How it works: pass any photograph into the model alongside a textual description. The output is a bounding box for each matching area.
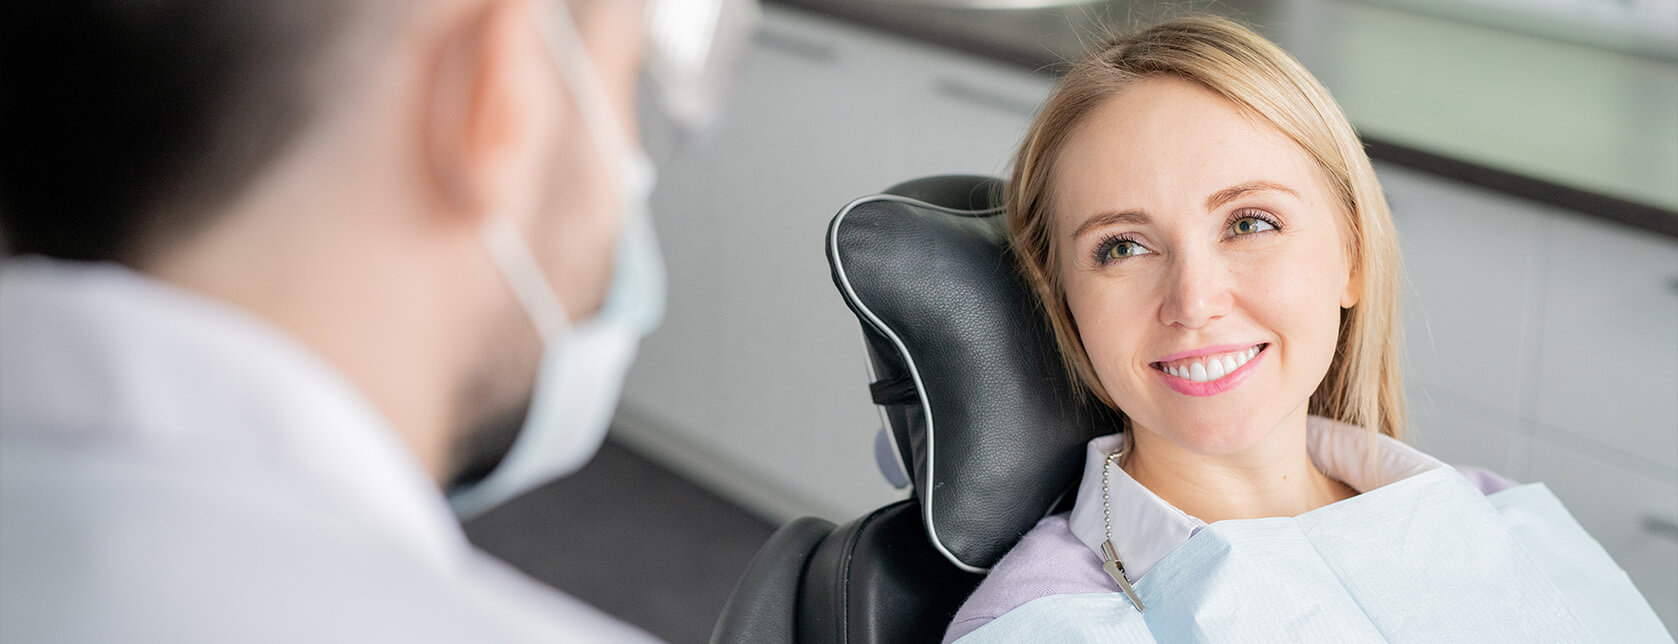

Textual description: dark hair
[0,2,343,264]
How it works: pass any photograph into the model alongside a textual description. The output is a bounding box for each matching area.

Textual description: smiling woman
[1049,73,1370,508]
[1008,18,1402,447]
[942,15,1670,644]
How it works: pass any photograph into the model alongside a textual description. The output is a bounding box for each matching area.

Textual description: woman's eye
[1101,238,1150,262]
[1231,215,1277,236]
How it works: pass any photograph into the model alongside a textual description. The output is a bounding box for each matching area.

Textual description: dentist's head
[0,0,754,517]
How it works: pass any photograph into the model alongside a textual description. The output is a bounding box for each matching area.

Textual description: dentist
[0,0,754,641]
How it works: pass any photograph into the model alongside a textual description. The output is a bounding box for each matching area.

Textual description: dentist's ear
[422,0,564,225]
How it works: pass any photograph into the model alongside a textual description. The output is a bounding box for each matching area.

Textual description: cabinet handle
[755,30,838,65]
[1642,515,1678,542]
[933,78,1038,118]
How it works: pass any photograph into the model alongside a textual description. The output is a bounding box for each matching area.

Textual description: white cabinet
[1405,383,1530,479]
[616,6,1053,522]
[1532,213,1678,470]
[1380,162,1549,419]
[1383,162,1677,633]
[1529,439,1678,632]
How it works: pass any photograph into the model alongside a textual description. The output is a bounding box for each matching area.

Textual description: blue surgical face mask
[448,2,665,521]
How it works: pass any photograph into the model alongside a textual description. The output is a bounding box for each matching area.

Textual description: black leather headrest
[825,175,1121,572]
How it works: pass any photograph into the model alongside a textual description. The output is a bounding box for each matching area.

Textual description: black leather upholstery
[711,176,1120,643]
[711,517,836,644]
[795,501,984,644]
[827,175,1121,571]
[871,175,998,213]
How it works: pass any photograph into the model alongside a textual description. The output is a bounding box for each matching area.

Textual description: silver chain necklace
[1101,445,1146,612]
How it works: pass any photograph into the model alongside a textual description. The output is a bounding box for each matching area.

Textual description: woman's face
[1053,76,1358,456]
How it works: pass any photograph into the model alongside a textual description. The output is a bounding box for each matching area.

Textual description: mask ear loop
[481,217,571,341]
[531,0,638,188]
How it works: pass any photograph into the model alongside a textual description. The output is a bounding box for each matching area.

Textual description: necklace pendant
[1100,540,1146,613]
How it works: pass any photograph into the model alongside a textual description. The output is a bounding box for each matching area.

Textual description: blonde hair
[1007,15,1406,440]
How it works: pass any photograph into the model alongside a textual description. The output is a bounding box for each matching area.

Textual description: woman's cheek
[1066,280,1145,397]
[1249,247,1347,379]
[1080,285,1161,405]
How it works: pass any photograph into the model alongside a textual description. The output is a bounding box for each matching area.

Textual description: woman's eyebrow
[1071,210,1150,240]
[1069,180,1299,241]
[1205,180,1299,211]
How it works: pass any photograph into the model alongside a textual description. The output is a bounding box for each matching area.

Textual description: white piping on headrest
[828,191,1003,574]
[856,324,908,490]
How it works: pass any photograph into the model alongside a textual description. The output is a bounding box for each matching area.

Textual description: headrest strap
[869,375,919,406]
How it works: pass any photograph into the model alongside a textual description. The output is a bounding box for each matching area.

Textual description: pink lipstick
[1151,343,1268,397]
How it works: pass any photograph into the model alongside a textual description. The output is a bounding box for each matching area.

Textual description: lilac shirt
[943,418,1516,643]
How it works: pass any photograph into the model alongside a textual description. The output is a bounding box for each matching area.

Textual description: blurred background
[462,0,1678,640]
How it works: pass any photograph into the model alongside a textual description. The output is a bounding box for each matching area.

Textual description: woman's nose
[1158,252,1234,330]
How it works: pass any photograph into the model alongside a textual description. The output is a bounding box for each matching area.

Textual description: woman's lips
[1153,343,1265,382]
[1152,343,1269,397]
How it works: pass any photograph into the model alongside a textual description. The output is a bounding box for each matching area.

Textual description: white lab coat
[0,258,657,643]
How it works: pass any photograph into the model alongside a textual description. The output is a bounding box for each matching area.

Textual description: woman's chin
[1132,412,1283,457]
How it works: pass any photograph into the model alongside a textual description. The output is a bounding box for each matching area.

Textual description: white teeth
[1164,344,1264,383]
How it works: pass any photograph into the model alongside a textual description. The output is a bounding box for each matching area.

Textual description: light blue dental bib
[958,468,1670,643]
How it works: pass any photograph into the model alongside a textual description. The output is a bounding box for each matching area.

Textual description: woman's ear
[421,0,556,224]
[1340,257,1363,309]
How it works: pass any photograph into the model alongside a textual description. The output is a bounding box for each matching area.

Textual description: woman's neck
[1121,406,1356,523]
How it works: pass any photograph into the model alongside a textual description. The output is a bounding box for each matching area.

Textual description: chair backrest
[712,500,984,644]
[712,176,1121,644]
[796,500,985,643]
[826,175,1121,572]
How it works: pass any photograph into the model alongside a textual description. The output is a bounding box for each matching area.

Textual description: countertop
[771,0,1678,237]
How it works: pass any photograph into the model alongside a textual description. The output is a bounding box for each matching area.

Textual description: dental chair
[709,176,1122,643]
